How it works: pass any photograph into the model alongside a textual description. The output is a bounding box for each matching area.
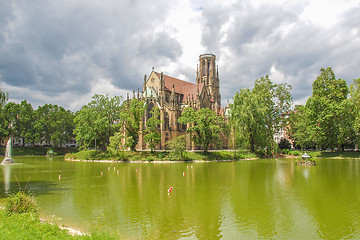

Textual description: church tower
[196,54,221,111]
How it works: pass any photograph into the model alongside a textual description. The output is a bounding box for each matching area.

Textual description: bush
[4,191,38,216]
[291,150,300,156]
[146,156,154,162]
[278,138,292,150]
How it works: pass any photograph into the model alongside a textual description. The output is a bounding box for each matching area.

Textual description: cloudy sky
[0,0,359,111]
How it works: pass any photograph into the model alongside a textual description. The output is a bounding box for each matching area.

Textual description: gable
[146,71,161,93]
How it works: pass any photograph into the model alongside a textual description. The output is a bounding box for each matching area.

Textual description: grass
[67,149,259,162]
[0,192,116,240]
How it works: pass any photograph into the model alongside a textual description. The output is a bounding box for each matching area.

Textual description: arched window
[147,102,155,119]
[164,112,169,130]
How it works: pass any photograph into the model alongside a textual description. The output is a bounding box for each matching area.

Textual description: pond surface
[1,156,360,239]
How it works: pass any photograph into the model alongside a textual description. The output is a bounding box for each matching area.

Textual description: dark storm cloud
[199,1,360,105]
[0,0,182,109]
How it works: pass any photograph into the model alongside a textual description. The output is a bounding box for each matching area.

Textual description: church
[132,53,229,150]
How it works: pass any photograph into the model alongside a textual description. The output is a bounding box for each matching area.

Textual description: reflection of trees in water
[293,159,360,239]
[1,165,65,197]
[227,160,298,239]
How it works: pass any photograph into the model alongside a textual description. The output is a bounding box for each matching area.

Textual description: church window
[203,60,206,76]
[207,61,210,76]
[164,112,169,130]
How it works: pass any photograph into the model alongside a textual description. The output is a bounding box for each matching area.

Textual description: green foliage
[0,210,117,239]
[167,135,187,159]
[278,138,291,150]
[1,101,35,145]
[107,132,126,160]
[231,76,292,155]
[306,67,352,150]
[119,98,145,151]
[74,94,122,149]
[231,88,267,152]
[144,107,162,152]
[4,191,38,216]
[253,75,292,155]
[287,105,312,150]
[34,104,75,147]
[178,108,225,154]
[350,78,360,145]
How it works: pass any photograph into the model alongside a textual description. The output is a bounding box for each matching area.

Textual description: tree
[166,135,187,159]
[278,138,291,150]
[1,102,19,140]
[287,105,311,150]
[119,98,145,151]
[108,132,126,160]
[178,107,225,154]
[349,78,360,147]
[252,75,293,154]
[306,67,349,150]
[0,76,9,143]
[144,107,162,152]
[231,88,267,152]
[74,94,122,149]
[34,104,74,147]
[231,76,292,154]
[16,100,35,146]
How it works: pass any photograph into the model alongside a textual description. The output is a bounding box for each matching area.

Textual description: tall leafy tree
[0,85,9,142]
[16,100,35,146]
[34,104,75,146]
[231,88,267,152]
[178,107,225,154]
[74,94,122,149]
[252,75,293,154]
[1,102,19,140]
[119,98,145,151]
[306,67,349,150]
[287,105,311,150]
[144,107,162,152]
[349,78,360,146]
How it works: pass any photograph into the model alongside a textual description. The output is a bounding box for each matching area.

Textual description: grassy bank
[65,149,259,162]
[0,147,79,156]
[65,149,360,162]
[0,192,115,239]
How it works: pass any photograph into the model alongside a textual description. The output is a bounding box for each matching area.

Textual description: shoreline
[64,157,258,163]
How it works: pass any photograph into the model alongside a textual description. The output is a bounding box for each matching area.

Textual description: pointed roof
[155,72,197,98]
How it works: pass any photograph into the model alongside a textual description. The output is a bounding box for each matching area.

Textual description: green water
[1,156,360,239]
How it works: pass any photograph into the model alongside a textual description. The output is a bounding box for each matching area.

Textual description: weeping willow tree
[231,88,267,152]
[231,76,292,154]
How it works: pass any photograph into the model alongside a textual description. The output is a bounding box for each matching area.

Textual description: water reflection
[1,157,360,239]
[2,165,11,194]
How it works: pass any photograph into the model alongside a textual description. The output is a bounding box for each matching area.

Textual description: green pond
[1,156,360,239]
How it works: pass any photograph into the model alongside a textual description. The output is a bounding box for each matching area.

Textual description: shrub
[291,151,300,156]
[278,138,292,150]
[158,152,165,159]
[146,156,154,162]
[4,191,38,216]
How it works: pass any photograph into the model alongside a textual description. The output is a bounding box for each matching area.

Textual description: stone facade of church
[132,54,228,150]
